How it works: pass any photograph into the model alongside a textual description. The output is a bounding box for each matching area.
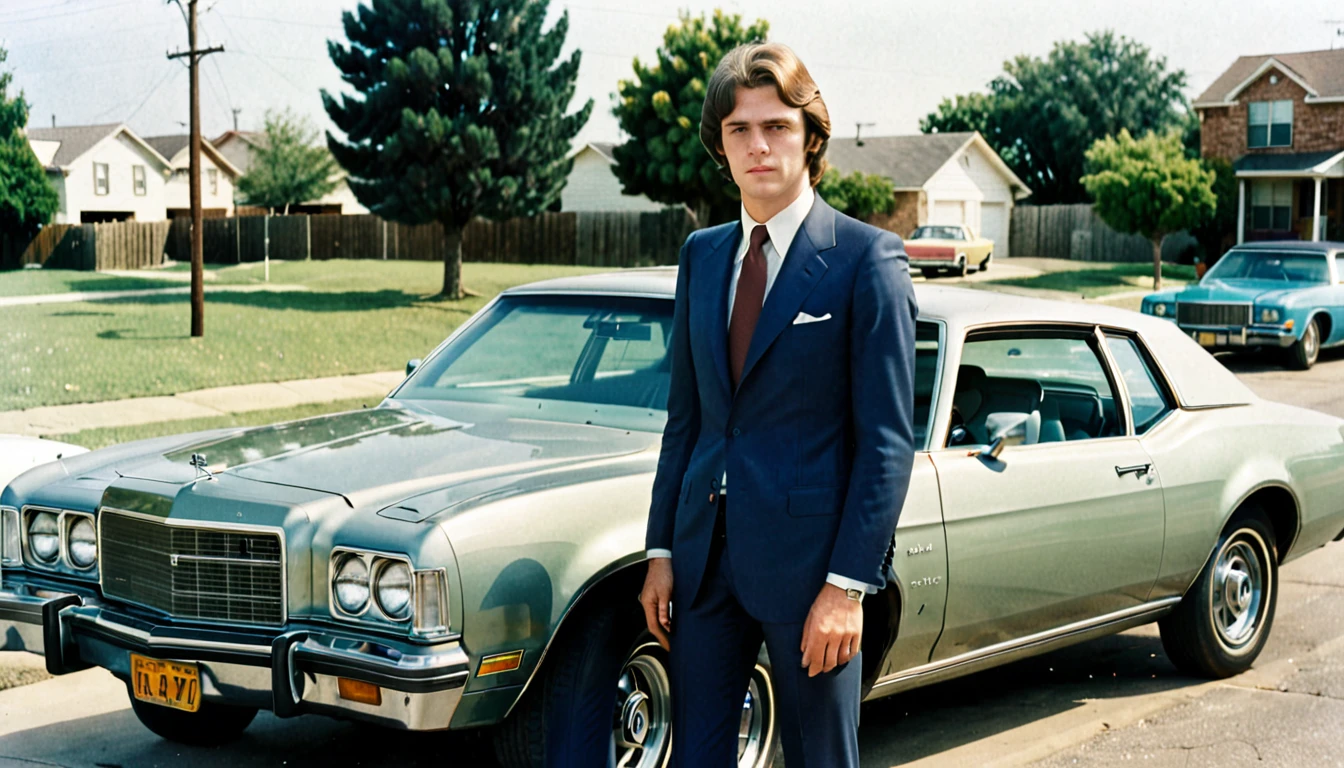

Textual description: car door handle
[1115,463,1152,478]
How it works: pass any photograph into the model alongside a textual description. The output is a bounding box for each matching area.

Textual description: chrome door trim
[867,596,1181,698]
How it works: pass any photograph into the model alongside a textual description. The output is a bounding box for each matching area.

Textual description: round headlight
[375,560,412,620]
[1153,303,1167,317]
[333,554,370,614]
[68,517,96,569]
[28,512,59,564]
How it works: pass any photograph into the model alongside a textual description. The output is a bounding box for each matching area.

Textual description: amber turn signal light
[478,650,524,676]
[338,677,382,706]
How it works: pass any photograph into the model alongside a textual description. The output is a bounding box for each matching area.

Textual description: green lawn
[49,397,378,450]
[985,262,1198,298]
[1,261,607,411]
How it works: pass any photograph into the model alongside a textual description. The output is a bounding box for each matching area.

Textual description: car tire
[492,591,780,768]
[957,259,969,278]
[920,268,941,279]
[127,687,258,745]
[1285,316,1321,370]
[1158,508,1278,679]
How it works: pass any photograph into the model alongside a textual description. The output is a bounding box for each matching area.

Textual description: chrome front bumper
[909,256,966,271]
[1178,324,1296,349]
[0,578,470,731]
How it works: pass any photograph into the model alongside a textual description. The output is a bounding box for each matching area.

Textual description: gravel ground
[0,652,49,692]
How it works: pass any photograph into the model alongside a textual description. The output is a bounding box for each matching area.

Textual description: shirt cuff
[646,548,672,559]
[826,572,879,594]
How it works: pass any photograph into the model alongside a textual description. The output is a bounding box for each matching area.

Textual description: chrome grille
[99,510,284,626]
[1176,302,1251,327]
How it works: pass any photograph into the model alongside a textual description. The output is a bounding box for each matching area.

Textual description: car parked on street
[4,271,1344,768]
[1140,241,1344,369]
[905,223,994,278]
[0,434,86,489]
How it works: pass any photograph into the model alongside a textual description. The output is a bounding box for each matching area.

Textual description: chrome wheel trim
[613,642,671,768]
[1208,529,1270,656]
[1303,320,1320,364]
[737,663,775,767]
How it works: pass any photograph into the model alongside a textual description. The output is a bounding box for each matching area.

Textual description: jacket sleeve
[645,234,702,552]
[827,230,919,585]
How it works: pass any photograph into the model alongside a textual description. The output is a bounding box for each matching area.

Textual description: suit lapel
[704,223,741,400]
[736,198,836,393]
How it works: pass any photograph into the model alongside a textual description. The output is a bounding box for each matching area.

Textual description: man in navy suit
[638,42,919,767]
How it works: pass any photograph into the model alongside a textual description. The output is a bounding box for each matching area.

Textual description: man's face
[719,85,810,212]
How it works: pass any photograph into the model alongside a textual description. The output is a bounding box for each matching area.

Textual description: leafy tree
[236,108,340,215]
[324,0,592,299]
[0,45,57,241]
[816,168,895,221]
[611,10,768,227]
[921,31,1189,205]
[1189,156,1237,265]
[1081,130,1216,291]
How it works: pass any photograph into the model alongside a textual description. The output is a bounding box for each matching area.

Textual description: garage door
[932,200,964,225]
[981,202,1008,258]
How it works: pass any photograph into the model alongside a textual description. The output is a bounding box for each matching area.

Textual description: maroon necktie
[728,225,769,390]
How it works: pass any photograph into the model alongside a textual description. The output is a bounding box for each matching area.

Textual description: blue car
[1141,241,1344,370]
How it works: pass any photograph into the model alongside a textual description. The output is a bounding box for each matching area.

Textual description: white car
[0,435,87,490]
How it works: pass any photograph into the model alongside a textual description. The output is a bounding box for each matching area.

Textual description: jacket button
[731,428,741,437]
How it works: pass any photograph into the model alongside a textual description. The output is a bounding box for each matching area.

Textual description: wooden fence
[2,208,694,271]
[1010,204,1197,262]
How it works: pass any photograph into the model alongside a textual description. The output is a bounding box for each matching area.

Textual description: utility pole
[231,106,242,132]
[167,0,223,338]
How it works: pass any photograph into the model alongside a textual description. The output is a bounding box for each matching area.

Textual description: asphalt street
[2,353,1344,767]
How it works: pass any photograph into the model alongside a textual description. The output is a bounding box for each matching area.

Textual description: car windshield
[1204,250,1330,284]
[396,293,944,446]
[912,226,964,241]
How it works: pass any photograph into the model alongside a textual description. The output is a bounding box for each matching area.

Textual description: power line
[125,65,183,124]
[0,0,137,24]
[214,11,315,97]
[216,11,342,31]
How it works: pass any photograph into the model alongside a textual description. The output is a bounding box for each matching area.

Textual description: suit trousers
[668,497,862,767]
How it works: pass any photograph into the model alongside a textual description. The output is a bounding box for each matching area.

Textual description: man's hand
[640,559,674,651]
[800,583,863,677]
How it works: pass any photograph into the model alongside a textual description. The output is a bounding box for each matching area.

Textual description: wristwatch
[844,587,864,604]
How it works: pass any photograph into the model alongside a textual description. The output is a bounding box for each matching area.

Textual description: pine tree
[611,11,768,227]
[323,0,591,298]
[0,45,58,241]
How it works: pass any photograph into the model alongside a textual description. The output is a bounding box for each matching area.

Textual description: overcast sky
[2,0,1342,148]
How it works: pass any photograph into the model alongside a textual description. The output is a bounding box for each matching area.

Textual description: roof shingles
[823,132,975,189]
[1195,49,1344,104]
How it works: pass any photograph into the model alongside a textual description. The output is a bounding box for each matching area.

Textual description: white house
[26,123,174,223]
[826,131,1032,256]
[213,129,369,214]
[143,135,242,218]
[560,142,669,213]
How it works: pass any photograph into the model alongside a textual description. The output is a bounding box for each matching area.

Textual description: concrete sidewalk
[0,282,309,308]
[0,370,407,438]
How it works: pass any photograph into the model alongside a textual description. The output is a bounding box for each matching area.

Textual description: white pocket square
[792,311,832,325]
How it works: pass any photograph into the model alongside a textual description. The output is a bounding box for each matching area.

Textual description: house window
[133,165,146,196]
[1251,180,1292,231]
[1248,100,1292,148]
[207,168,218,195]
[93,162,109,195]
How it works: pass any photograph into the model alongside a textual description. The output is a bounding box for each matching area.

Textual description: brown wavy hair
[700,43,831,186]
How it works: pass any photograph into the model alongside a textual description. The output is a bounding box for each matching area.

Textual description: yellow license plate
[130,653,201,712]
[1198,331,1217,347]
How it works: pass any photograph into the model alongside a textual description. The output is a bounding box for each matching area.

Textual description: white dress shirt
[648,186,879,595]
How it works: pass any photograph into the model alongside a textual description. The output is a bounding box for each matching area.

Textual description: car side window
[947,330,1121,448]
[1104,334,1174,435]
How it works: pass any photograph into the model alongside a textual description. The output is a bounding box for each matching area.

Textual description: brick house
[826,131,1031,256]
[1195,49,1344,243]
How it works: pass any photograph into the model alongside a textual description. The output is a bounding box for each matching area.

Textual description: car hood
[1178,279,1312,305]
[104,402,661,514]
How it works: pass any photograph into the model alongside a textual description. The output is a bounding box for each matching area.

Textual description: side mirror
[406,358,421,377]
[949,426,969,446]
[977,435,1006,460]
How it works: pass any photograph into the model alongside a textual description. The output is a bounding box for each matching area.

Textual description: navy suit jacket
[646,196,919,625]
